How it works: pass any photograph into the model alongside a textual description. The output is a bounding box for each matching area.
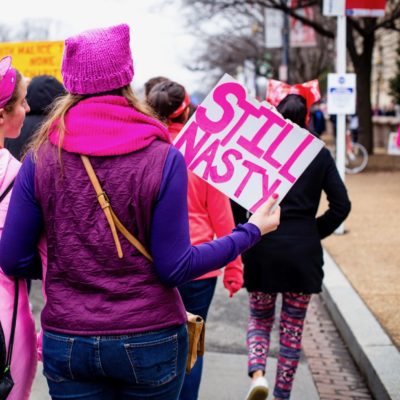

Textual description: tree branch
[259,0,335,38]
[374,8,400,31]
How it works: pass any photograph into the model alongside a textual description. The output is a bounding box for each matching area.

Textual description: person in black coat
[239,94,351,400]
[5,75,65,160]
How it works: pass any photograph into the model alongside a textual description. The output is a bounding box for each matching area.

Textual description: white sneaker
[245,376,269,400]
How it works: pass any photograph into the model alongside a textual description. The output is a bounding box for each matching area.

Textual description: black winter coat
[231,147,351,294]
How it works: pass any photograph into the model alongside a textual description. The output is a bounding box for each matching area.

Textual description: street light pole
[335,14,347,234]
[282,0,290,83]
[279,0,290,83]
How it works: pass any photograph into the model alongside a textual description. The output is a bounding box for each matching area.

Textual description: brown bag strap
[80,155,153,262]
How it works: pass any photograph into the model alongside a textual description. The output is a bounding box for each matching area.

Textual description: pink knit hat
[62,24,134,95]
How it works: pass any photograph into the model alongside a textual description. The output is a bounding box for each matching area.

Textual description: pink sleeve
[397,125,400,146]
[206,184,243,278]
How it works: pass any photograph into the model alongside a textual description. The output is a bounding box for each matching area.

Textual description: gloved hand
[223,268,244,297]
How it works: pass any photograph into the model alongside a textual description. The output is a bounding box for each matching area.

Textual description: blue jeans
[42,324,188,400]
[178,278,217,400]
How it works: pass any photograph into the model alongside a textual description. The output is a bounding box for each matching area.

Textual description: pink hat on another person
[0,56,17,108]
[61,24,134,95]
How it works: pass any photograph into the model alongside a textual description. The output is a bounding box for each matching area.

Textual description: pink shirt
[0,148,37,400]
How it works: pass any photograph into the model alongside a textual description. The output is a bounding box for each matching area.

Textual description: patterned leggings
[247,292,311,399]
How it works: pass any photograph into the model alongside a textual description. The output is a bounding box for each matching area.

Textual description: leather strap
[4,279,19,373]
[0,179,19,374]
[0,179,15,203]
[80,155,153,261]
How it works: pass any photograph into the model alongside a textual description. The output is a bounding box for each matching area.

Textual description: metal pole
[335,14,346,234]
[282,0,290,83]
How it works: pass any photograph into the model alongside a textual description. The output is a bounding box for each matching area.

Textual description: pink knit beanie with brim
[62,24,134,95]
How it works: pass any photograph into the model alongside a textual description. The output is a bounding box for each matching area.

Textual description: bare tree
[0,24,12,42]
[182,1,334,87]
[14,18,53,41]
[180,0,400,153]
[0,18,61,43]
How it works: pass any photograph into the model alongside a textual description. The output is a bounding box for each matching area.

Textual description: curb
[321,249,400,400]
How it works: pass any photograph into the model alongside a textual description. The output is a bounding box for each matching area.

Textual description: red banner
[290,0,316,47]
[346,0,386,17]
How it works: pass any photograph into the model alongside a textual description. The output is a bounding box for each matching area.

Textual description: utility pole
[280,0,290,83]
[335,14,347,234]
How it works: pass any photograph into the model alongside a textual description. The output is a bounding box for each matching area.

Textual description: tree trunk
[347,23,375,154]
[355,61,374,153]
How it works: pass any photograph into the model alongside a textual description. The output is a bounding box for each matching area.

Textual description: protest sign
[174,74,324,212]
[0,41,64,82]
[387,132,400,156]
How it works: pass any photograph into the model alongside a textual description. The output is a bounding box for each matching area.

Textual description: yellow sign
[0,41,64,83]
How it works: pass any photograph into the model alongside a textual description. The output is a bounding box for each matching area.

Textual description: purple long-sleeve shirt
[0,147,260,286]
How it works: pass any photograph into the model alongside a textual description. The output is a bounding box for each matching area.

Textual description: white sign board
[327,73,356,115]
[173,74,324,212]
[388,132,400,156]
[265,8,284,48]
[323,0,345,16]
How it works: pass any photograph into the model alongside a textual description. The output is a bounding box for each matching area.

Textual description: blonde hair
[29,85,158,160]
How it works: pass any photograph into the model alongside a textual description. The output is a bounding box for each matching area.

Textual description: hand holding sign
[249,193,281,236]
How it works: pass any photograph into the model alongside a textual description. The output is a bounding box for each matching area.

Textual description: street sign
[327,73,356,115]
[323,0,345,16]
[346,0,386,17]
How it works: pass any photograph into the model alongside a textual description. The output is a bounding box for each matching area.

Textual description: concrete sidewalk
[321,250,400,400]
[200,352,318,400]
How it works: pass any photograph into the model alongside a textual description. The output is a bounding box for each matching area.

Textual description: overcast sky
[2,0,201,93]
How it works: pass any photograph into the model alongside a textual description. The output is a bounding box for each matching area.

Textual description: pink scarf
[49,95,171,156]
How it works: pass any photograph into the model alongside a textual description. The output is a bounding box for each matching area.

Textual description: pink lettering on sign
[234,160,265,198]
[233,160,282,212]
[196,82,247,134]
[220,92,259,146]
[279,134,314,183]
[174,121,215,166]
[189,139,221,180]
[237,107,286,159]
[210,149,243,183]
[250,175,282,212]
[262,122,294,168]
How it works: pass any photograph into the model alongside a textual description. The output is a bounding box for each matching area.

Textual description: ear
[0,108,5,126]
[183,106,190,123]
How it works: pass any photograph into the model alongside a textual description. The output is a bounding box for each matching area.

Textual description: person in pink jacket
[147,79,243,400]
[0,56,37,400]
